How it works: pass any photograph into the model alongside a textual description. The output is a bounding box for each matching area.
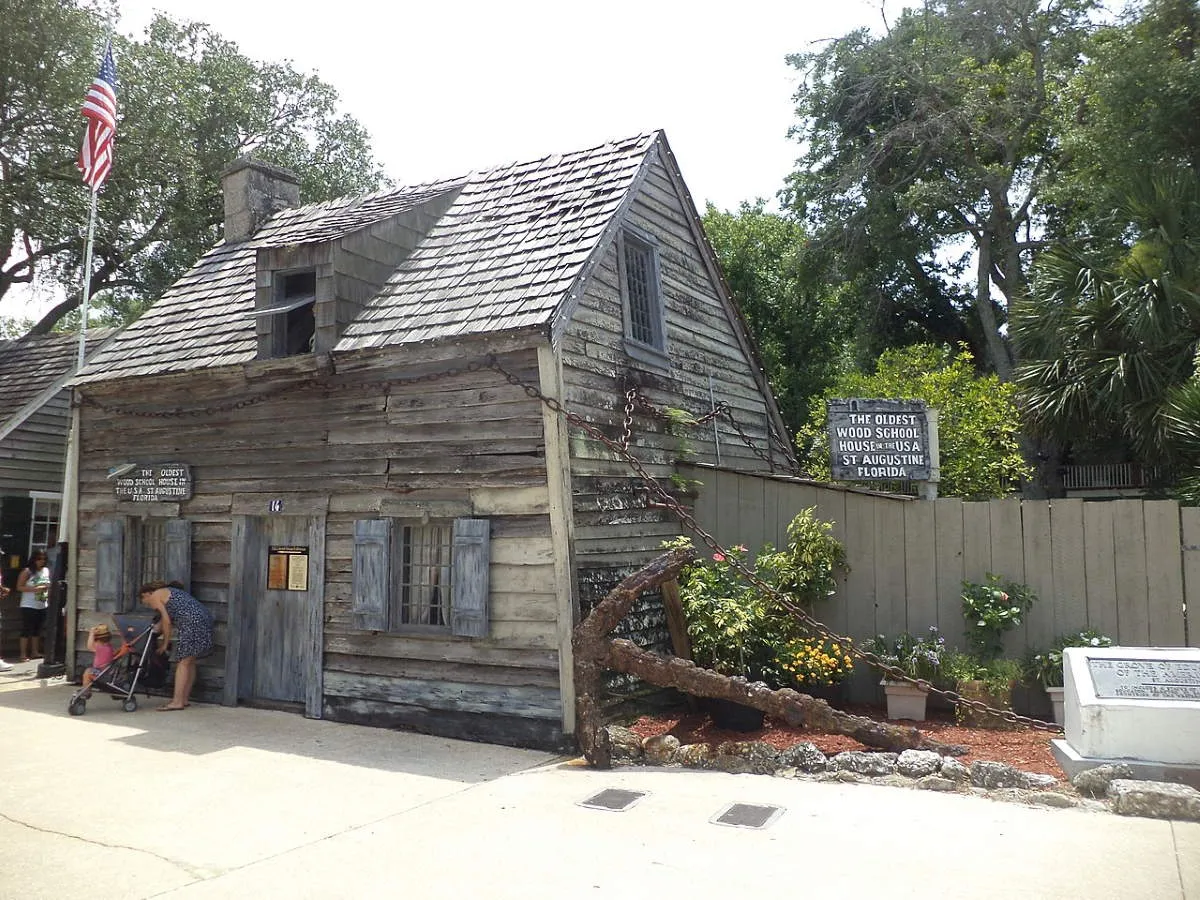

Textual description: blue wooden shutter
[353,519,390,631]
[94,517,125,613]
[164,518,192,592]
[451,517,490,638]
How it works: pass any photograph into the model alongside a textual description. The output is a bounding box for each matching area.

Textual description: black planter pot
[707,697,765,732]
[798,681,846,708]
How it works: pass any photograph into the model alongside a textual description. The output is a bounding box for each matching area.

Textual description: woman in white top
[17,550,50,662]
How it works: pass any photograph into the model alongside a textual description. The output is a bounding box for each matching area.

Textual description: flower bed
[627,705,1064,780]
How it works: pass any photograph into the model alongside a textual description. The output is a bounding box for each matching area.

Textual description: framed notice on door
[267,546,310,591]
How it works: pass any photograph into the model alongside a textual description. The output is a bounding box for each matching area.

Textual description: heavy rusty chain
[76,358,494,418]
[619,389,637,451]
[487,356,1062,735]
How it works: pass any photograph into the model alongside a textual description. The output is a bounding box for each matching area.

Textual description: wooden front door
[225,513,325,717]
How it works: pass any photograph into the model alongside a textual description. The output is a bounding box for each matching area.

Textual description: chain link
[77,357,494,418]
[619,389,637,452]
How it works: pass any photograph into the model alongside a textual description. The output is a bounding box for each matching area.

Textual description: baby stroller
[67,614,168,716]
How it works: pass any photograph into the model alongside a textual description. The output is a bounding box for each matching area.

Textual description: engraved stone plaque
[1088,657,1200,701]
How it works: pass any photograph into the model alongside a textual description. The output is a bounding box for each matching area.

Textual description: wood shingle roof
[75,132,658,383]
[0,330,115,419]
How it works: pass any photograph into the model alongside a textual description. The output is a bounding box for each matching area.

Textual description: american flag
[77,41,118,191]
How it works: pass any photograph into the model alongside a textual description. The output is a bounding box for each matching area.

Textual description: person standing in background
[17,550,50,662]
[0,573,11,671]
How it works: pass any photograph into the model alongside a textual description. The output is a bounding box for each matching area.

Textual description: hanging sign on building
[827,399,933,482]
[113,463,193,502]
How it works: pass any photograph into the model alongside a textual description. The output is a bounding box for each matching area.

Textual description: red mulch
[626,704,1065,781]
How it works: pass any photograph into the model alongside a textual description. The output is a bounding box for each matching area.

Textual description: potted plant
[777,633,854,707]
[1024,629,1113,725]
[961,573,1036,661]
[942,650,1023,727]
[670,509,847,731]
[866,626,946,721]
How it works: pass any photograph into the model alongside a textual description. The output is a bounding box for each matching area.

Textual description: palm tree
[1012,170,1200,477]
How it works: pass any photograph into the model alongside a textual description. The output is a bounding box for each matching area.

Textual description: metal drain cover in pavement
[579,788,648,812]
[711,803,784,829]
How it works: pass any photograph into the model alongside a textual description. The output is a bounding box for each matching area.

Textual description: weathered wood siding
[0,391,69,494]
[560,155,785,674]
[73,338,567,748]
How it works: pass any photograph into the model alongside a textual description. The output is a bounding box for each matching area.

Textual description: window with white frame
[352,517,490,637]
[619,228,666,354]
[28,494,61,554]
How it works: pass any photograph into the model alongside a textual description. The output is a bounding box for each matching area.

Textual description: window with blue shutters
[94,516,192,612]
[352,517,490,637]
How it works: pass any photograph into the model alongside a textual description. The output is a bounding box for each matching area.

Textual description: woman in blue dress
[139,580,214,710]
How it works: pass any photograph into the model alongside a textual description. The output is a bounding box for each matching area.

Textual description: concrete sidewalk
[1,676,1196,899]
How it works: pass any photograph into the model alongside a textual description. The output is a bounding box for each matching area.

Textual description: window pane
[624,239,658,346]
[398,523,453,627]
[141,519,167,586]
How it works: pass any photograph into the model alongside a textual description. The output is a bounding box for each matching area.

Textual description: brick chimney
[220,157,301,243]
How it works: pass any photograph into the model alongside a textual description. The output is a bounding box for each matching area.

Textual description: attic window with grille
[252,269,316,358]
[618,227,668,367]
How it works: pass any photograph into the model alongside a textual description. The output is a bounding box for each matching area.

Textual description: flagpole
[75,188,99,369]
[42,188,97,677]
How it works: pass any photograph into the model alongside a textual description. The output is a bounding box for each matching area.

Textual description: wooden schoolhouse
[68,132,792,748]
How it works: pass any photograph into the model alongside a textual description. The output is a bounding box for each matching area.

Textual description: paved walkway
[0,671,1196,899]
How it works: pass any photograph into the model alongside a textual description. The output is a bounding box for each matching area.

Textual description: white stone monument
[1051,646,1200,789]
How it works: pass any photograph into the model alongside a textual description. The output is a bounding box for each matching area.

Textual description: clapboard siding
[0,395,70,493]
[73,341,563,734]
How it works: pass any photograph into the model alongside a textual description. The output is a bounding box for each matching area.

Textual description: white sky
[8,0,903,319]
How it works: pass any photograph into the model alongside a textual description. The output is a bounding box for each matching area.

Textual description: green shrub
[668,507,846,687]
[961,574,1036,660]
[1024,629,1113,687]
[866,626,947,682]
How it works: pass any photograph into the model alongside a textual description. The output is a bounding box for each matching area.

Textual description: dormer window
[277,271,316,356]
[618,226,668,368]
[252,268,316,358]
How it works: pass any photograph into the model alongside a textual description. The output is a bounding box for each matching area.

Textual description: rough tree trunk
[572,549,963,769]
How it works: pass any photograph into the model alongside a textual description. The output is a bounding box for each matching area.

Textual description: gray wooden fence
[686,465,1198,658]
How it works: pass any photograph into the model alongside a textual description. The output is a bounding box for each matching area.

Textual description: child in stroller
[68,614,167,716]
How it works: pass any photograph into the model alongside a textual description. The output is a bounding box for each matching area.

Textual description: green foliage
[795,344,1029,499]
[1015,169,1200,478]
[1048,0,1200,243]
[961,574,1037,661]
[701,201,854,434]
[1024,629,1113,687]
[0,1,385,332]
[866,626,947,682]
[668,507,846,687]
[785,0,1094,377]
[943,650,1023,717]
[975,658,1025,699]
[754,507,846,607]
